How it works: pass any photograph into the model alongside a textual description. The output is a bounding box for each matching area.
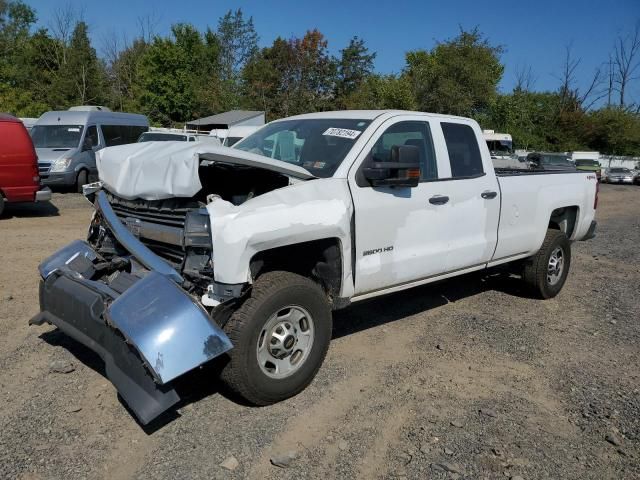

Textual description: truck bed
[495,167,582,176]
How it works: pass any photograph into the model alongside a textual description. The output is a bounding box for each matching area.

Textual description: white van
[30,106,149,191]
[209,125,261,147]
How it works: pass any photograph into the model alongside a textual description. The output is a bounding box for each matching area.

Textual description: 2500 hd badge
[363,246,394,256]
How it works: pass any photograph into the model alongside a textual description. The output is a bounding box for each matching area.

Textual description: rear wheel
[76,170,88,193]
[522,229,571,299]
[220,271,332,405]
[0,195,5,217]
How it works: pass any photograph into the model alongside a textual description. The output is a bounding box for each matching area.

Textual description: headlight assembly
[49,157,73,173]
[184,210,212,248]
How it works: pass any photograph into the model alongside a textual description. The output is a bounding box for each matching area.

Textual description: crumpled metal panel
[96,191,184,284]
[105,271,233,384]
[38,239,97,279]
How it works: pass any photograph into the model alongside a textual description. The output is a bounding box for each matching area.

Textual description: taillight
[594,181,599,210]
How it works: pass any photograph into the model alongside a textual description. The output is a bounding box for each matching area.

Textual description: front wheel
[220,271,332,405]
[76,170,88,193]
[522,229,571,299]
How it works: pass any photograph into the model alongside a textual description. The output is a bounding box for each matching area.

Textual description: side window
[102,125,124,147]
[101,125,148,146]
[369,121,437,181]
[441,122,484,178]
[127,126,148,143]
[85,125,99,148]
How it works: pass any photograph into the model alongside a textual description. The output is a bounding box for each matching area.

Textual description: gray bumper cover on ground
[32,227,233,424]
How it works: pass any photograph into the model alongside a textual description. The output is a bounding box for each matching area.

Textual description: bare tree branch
[580,66,606,110]
[514,63,536,92]
[136,12,161,43]
[613,21,640,107]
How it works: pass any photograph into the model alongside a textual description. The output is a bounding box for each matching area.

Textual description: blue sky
[27,0,640,100]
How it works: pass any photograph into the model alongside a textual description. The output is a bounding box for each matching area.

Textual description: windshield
[486,139,513,155]
[30,125,83,148]
[575,159,600,167]
[610,168,630,173]
[235,119,371,177]
[541,154,572,166]
[138,132,187,142]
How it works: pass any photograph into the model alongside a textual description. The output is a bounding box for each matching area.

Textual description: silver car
[604,167,636,184]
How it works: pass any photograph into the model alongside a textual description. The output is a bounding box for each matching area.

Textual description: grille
[106,194,197,267]
[38,162,51,175]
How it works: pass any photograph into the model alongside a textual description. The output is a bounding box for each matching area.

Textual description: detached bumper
[31,241,233,424]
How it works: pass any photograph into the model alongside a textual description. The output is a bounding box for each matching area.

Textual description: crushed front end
[30,190,233,424]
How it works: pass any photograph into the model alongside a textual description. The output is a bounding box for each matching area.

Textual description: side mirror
[363,145,421,187]
[82,137,94,151]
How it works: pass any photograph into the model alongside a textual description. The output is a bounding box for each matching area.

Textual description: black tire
[0,195,5,217]
[522,229,571,299]
[76,170,88,193]
[220,271,332,405]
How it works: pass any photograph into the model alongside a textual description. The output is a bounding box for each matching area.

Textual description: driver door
[349,117,450,295]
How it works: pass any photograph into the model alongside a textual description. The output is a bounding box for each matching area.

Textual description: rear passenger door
[436,121,500,271]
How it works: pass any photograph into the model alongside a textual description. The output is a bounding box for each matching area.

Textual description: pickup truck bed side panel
[207,178,355,297]
[493,172,597,261]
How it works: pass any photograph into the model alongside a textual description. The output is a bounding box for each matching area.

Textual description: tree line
[1,1,639,155]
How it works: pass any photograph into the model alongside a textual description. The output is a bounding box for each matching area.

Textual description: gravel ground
[0,185,638,480]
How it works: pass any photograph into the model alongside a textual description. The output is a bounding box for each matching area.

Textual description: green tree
[289,29,337,114]
[0,0,40,115]
[217,9,258,80]
[484,91,566,151]
[137,24,223,125]
[335,36,376,107]
[62,21,107,105]
[105,38,149,112]
[216,8,258,107]
[587,107,640,156]
[242,37,296,118]
[243,30,336,118]
[342,74,416,110]
[406,27,504,116]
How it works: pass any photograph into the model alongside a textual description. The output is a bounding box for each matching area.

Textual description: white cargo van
[30,106,149,191]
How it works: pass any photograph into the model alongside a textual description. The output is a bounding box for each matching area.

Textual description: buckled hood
[96,142,315,201]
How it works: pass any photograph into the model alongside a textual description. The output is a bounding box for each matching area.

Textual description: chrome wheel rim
[257,306,315,379]
[547,246,565,286]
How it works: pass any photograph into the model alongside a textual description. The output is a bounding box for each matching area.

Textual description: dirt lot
[0,185,638,480]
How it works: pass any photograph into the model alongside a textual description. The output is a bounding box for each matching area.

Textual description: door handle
[429,195,449,205]
[481,190,498,199]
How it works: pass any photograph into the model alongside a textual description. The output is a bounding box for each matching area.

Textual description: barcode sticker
[322,128,361,140]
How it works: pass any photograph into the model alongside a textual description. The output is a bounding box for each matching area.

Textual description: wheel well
[250,238,342,302]
[549,206,578,239]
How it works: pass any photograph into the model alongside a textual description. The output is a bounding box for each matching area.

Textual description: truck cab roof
[280,110,472,122]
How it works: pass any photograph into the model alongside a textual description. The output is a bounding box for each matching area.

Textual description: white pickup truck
[31,110,598,424]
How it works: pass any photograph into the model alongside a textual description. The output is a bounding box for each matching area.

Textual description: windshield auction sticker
[323,127,362,139]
